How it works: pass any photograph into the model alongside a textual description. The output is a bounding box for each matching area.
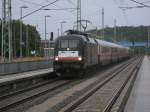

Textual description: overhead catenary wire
[19,0,43,6]
[129,0,150,8]
[42,8,76,11]
[19,0,76,12]
[142,0,150,3]
[21,0,60,19]
[112,0,129,25]
[45,0,76,13]
[67,0,76,7]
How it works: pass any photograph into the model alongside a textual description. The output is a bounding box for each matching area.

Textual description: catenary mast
[1,0,12,62]
[77,0,81,31]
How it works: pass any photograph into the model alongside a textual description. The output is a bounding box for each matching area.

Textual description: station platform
[124,56,150,112]
[0,68,53,86]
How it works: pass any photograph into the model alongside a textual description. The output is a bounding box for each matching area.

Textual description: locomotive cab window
[59,40,68,48]
[59,40,79,48]
[69,40,79,48]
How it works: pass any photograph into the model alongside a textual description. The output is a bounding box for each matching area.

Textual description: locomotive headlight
[55,57,59,61]
[78,57,82,61]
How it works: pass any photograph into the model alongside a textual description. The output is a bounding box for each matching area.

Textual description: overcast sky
[0,0,150,39]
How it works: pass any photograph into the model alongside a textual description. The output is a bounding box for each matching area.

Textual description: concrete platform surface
[0,68,53,85]
[124,56,150,112]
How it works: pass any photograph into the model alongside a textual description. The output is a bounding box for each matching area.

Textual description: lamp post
[20,5,28,57]
[57,28,60,37]
[60,21,66,35]
[26,25,29,56]
[44,15,50,48]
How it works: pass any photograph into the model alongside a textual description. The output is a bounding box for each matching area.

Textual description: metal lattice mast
[1,0,12,62]
[77,0,81,31]
[148,26,150,48]
[102,8,104,40]
[114,19,117,42]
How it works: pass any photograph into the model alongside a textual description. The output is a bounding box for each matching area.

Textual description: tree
[0,20,41,57]
[88,25,149,42]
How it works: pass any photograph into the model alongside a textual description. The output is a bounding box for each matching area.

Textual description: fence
[0,60,53,75]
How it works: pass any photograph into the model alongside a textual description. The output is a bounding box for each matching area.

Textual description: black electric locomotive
[53,30,129,77]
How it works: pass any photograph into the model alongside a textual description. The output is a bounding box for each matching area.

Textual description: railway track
[102,57,142,112]
[0,57,142,112]
[0,78,59,100]
[0,78,71,112]
[57,57,143,112]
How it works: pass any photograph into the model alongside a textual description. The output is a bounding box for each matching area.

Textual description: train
[53,30,130,77]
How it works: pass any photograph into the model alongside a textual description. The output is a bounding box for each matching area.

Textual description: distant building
[40,40,55,49]
[40,40,55,58]
[116,40,150,55]
[116,41,148,47]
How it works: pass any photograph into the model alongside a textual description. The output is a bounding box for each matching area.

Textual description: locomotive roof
[57,34,129,49]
